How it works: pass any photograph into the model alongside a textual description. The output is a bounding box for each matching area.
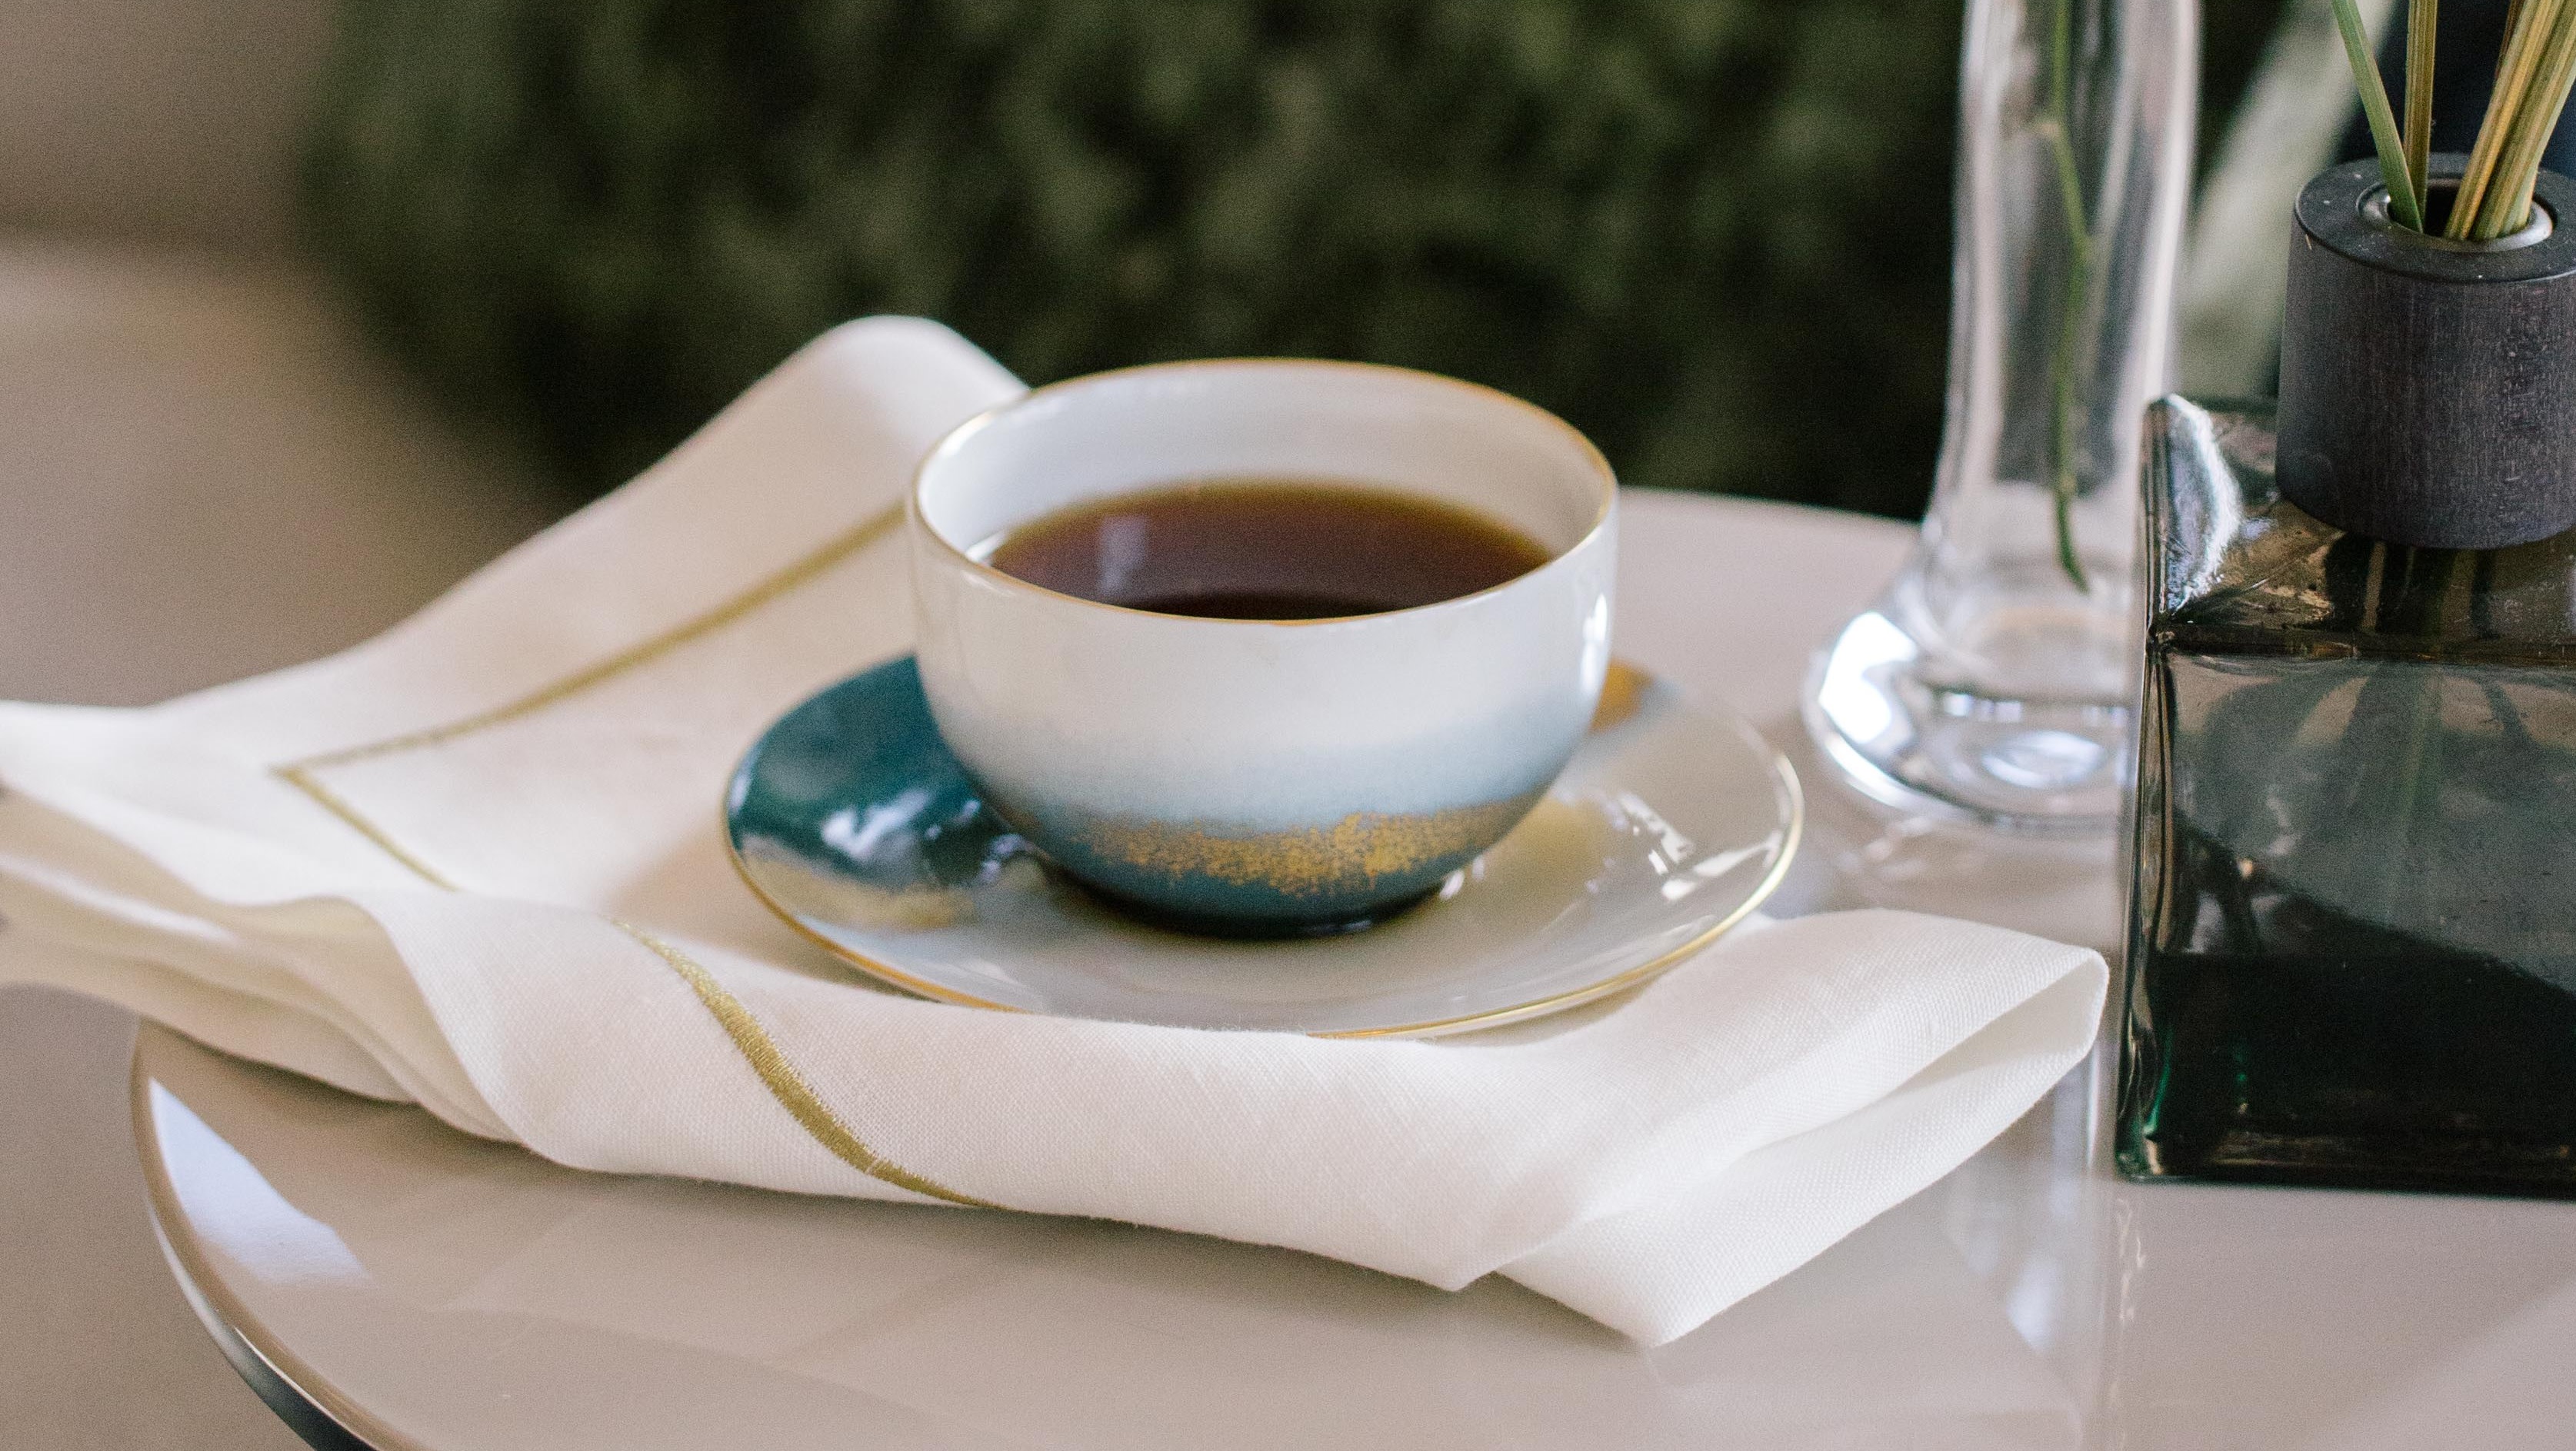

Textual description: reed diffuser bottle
[2121,0,2576,1195]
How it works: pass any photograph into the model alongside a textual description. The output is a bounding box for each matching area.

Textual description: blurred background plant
[302,0,2294,518]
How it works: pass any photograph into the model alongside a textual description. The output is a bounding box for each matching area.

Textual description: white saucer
[725,657,1801,1036]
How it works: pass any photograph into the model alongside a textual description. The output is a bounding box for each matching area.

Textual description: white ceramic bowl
[909,359,1616,933]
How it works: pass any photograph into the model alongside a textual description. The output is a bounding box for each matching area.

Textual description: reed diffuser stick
[2408,0,2439,202]
[2476,0,2576,234]
[2333,0,2576,237]
[2448,0,2566,235]
[2334,0,2427,228]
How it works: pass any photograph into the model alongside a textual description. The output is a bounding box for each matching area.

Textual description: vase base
[1803,602,2129,833]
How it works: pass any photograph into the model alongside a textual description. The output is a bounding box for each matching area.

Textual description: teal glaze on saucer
[725,654,1805,1038]
[726,657,1030,921]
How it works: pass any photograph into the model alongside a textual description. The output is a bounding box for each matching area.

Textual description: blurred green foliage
[306,0,2285,517]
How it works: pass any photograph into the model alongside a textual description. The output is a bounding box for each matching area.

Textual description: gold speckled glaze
[1076,792,1545,899]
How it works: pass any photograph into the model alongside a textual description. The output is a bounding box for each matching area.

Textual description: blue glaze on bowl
[991,793,1546,937]
[727,655,1542,937]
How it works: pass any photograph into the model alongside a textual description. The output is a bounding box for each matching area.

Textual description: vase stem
[1803,0,2194,831]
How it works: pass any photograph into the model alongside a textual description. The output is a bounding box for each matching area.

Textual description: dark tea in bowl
[979,478,1553,620]
[908,360,1616,936]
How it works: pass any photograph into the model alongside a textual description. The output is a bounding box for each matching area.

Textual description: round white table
[128,492,2576,1449]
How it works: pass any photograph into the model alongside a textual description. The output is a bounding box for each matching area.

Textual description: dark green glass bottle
[2120,398,2576,1196]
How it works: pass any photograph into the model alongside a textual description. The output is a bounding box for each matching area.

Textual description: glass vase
[1805,0,2197,830]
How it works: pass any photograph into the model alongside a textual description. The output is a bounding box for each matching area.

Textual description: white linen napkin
[0,318,2106,1346]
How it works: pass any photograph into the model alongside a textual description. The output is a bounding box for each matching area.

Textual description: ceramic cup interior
[908,359,1617,935]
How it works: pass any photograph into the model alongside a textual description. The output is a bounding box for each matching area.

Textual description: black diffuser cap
[2276,155,2576,551]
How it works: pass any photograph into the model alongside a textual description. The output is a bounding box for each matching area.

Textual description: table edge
[131,1026,401,1451]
